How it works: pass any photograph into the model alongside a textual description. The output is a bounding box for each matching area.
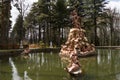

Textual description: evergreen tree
[12,0,29,44]
[11,15,26,43]
[0,0,12,49]
[68,0,108,46]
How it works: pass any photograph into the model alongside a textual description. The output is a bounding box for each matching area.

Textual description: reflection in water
[97,49,101,64]
[41,52,45,66]
[9,58,22,80]
[78,49,120,80]
[24,52,67,80]
[0,49,120,80]
[107,49,111,64]
[116,73,120,80]
[97,49,112,65]
[24,71,32,80]
[96,49,120,78]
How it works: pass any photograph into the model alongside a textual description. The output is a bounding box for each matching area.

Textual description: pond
[0,49,120,80]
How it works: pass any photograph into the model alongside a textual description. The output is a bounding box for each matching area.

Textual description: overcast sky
[10,0,120,28]
[10,0,38,28]
[106,0,120,11]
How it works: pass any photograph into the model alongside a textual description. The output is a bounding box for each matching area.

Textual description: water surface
[0,49,120,80]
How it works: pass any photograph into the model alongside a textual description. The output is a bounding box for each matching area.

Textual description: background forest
[0,0,120,49]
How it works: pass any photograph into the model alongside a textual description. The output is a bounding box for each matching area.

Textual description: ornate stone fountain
[59,9,96,75]
[60,9,95,58]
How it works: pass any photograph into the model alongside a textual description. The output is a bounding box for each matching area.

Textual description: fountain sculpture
[59,9,95,58]
[59,9,95,75]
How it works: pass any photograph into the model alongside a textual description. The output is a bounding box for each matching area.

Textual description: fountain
[59,9,96,75]
[59,9,95,58]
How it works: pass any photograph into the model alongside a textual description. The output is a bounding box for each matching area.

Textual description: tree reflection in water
[9,57,22,80]
[1,49,120,80]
